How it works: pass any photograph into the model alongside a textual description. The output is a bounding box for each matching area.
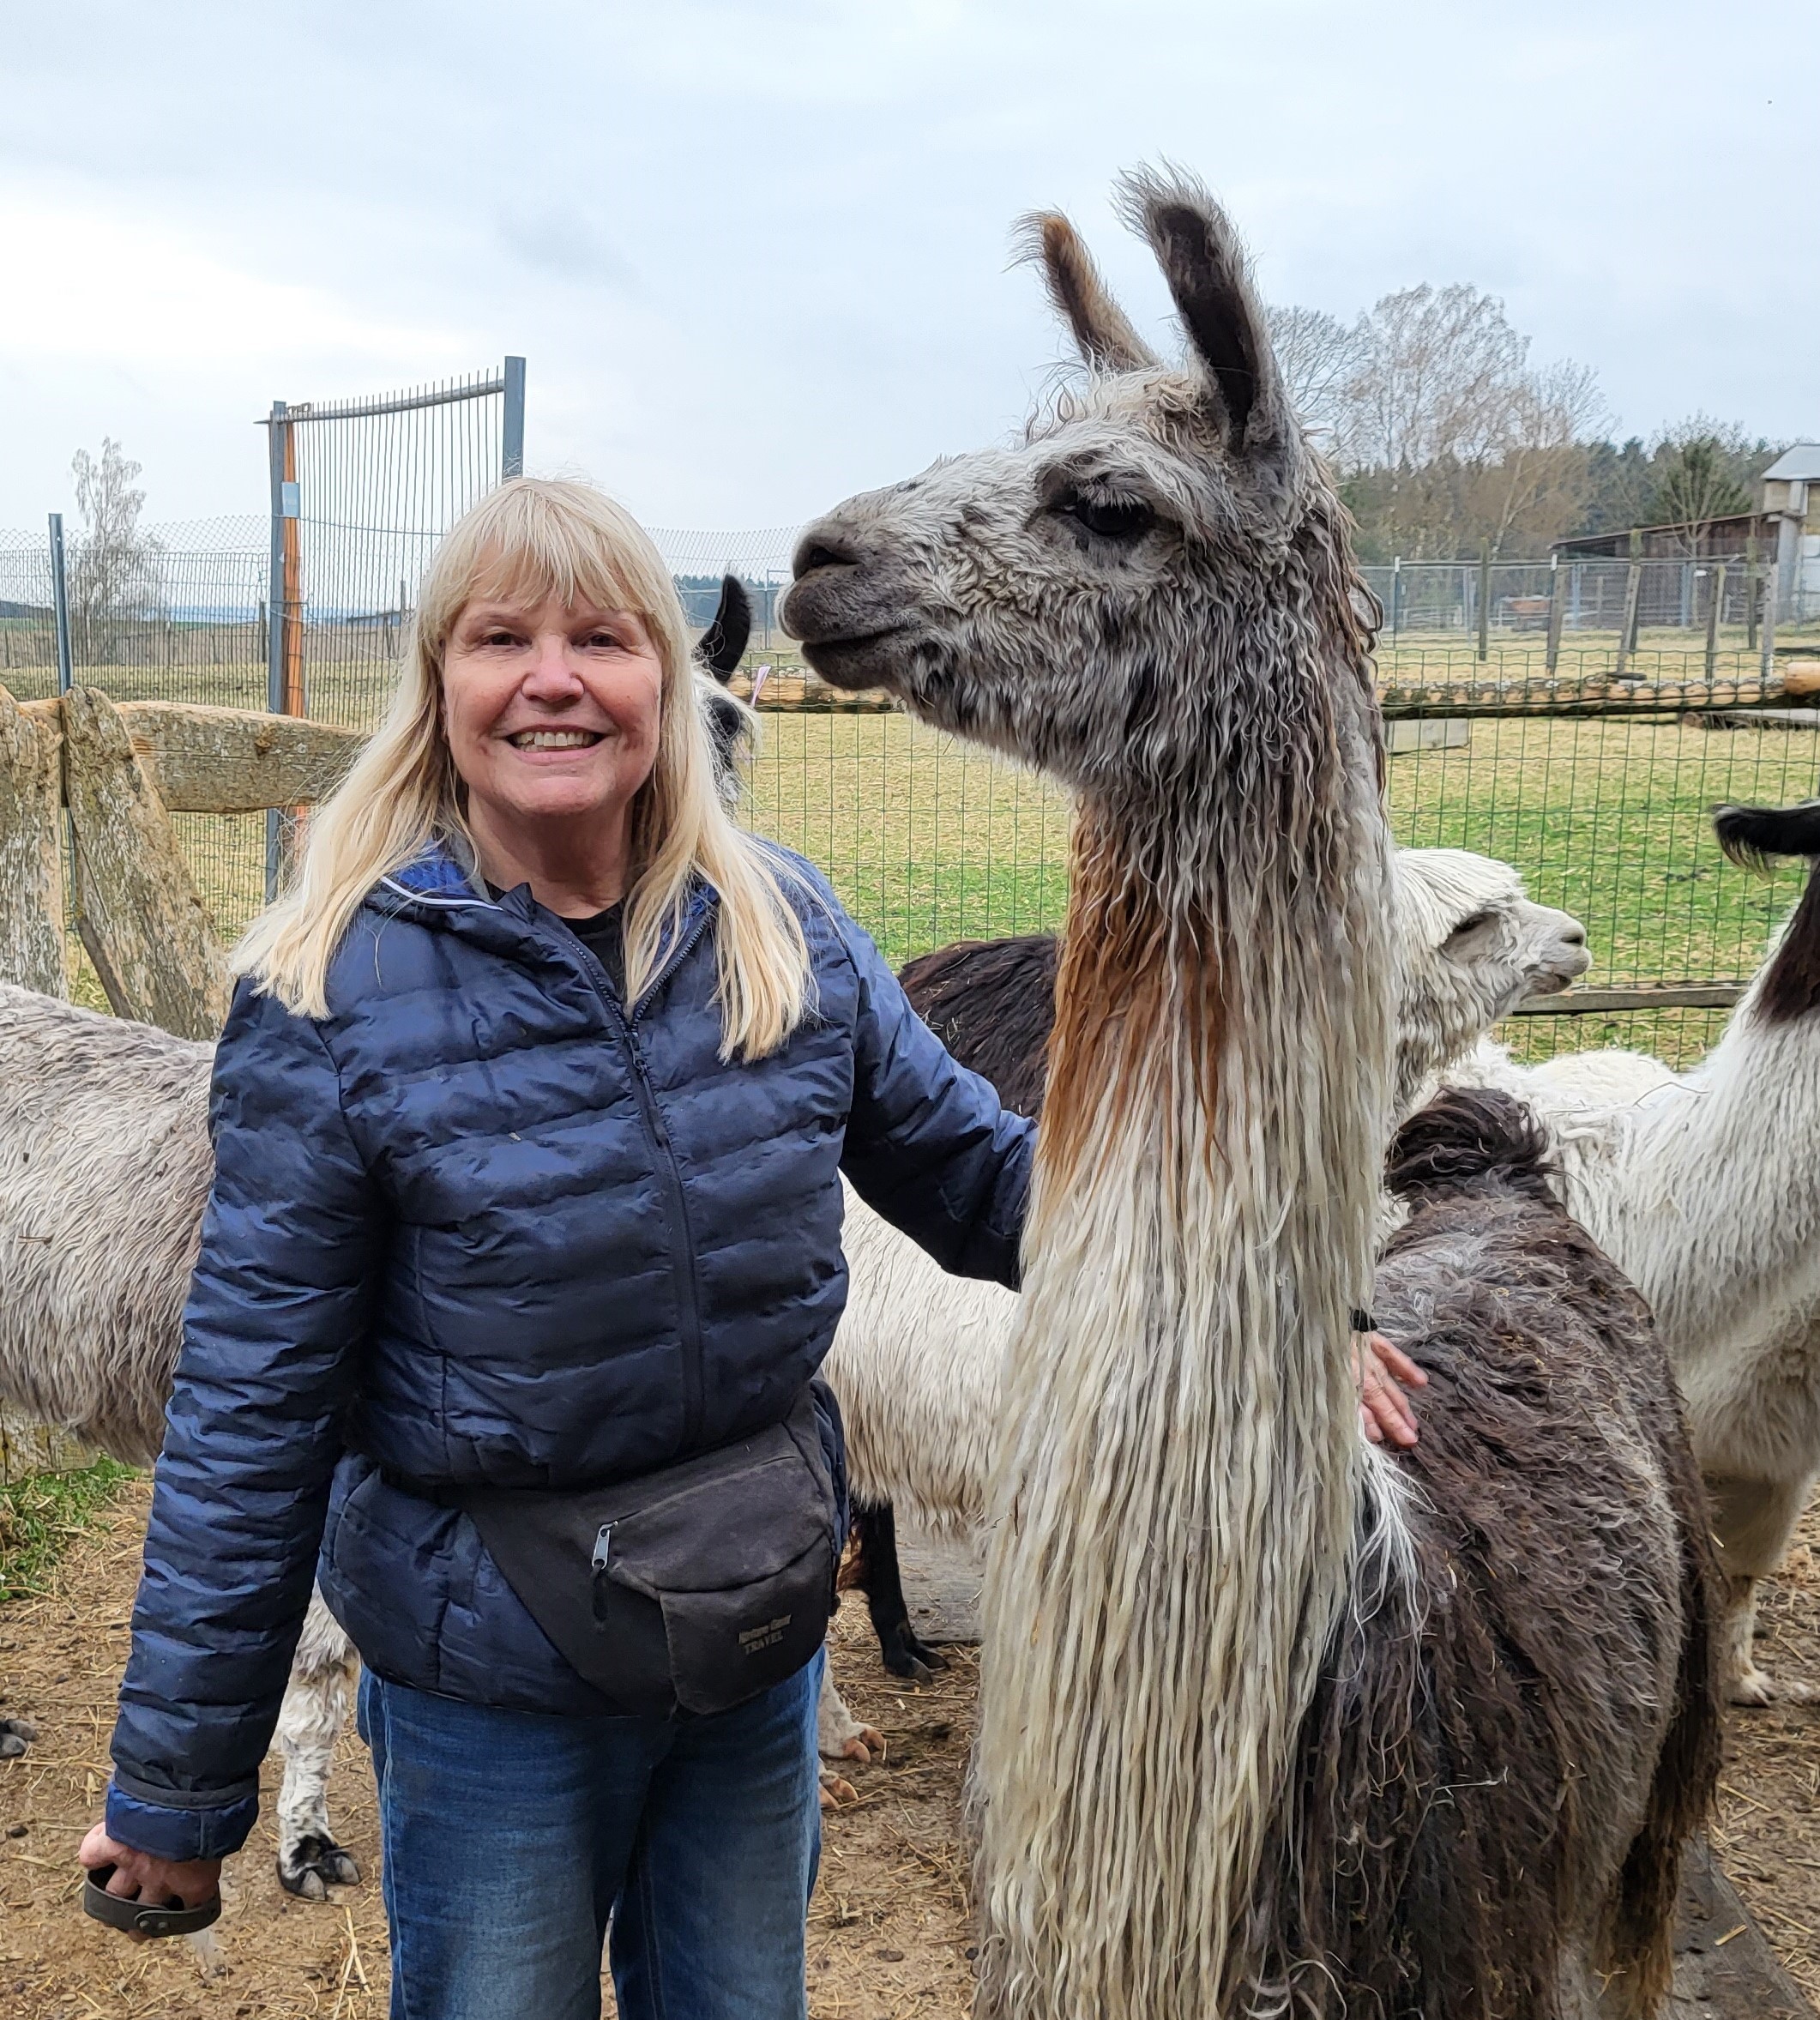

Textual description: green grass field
[17,645,1820,1070]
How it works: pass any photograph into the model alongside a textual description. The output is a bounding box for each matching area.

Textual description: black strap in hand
[82,1865,222,1939]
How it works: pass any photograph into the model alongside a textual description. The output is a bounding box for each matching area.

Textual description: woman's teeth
[508,729,602,749]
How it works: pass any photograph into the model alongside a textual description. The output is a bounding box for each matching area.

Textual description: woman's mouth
[506,728,605,751]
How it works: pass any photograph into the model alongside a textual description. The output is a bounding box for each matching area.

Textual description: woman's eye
[1064,496,1154,540]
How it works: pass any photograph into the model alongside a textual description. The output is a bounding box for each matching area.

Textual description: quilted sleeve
[105,980,383,1862]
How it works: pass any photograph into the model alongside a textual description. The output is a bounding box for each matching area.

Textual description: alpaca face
[783,172,1362,801]
[1393,850,1588,1111]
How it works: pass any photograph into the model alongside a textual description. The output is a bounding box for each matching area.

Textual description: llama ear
[1118,167,1288,456]
[1015,210,1158,374]
[695,576,751,683]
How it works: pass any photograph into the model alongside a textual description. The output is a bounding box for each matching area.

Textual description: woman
[80,477,1421,2016]
[79,478,1034,2019]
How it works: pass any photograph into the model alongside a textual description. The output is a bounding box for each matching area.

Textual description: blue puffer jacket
[105,843,1033,1863]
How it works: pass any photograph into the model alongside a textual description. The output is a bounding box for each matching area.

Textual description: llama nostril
[1564,926,1587,947]
[792,522,863,580]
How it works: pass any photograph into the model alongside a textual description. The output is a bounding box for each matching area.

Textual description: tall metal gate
[262,359,524,889]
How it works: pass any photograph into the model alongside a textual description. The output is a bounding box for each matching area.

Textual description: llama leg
[1707,1474,1818,1705]
[851,1500,947,1679]
[274,1592,362,1897]
[816,1655,885,1808]
[1722,1578,1776,1707]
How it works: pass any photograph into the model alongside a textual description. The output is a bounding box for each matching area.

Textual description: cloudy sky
[4,1,1813,539]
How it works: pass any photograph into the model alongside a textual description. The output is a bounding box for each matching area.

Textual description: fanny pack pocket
[450,1385,838,1720]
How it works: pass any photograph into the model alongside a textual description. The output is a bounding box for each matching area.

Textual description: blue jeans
[356,1653,823,2020]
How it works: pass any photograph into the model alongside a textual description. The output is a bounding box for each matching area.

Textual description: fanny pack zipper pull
[591,1523,615,1623]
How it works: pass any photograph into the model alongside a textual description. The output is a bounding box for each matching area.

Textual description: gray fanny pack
[445,1385,839,1720]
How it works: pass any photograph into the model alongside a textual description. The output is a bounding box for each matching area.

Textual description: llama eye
[1444,910,1498,944]
[1064,496,1155,540]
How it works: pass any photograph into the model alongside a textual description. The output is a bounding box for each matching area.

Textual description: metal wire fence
[9,481,1818,1070]
[736,696,1818,1070]
[1364,555,1818,690]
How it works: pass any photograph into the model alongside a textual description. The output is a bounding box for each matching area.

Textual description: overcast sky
[3,0,1813,539]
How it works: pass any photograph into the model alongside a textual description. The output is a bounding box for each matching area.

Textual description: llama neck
[974,765,1398,2020]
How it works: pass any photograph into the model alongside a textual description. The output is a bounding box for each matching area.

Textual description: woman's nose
[521,638,587,697]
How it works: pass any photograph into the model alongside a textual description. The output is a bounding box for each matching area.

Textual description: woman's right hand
[79,1822,221,1940]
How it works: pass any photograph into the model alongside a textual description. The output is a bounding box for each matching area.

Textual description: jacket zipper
[563,908,717,1453]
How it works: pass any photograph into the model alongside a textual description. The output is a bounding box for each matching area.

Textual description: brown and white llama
[784,171,1718,2019]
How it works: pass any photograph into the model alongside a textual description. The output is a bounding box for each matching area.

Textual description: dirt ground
[0,1478,974,2018]
[2,1475,1817,2018]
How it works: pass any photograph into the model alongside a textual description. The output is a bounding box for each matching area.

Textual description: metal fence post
[47,512,74,694]
[1544,553,1564,676]
[502,356,526,479]
[265,401,291,900]
[1476,539,1491,662]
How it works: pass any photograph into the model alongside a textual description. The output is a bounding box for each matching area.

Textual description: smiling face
[441,590,664,864]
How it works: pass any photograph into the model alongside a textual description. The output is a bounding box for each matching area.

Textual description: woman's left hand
[79,1822,221,1941]
[1354,1331,1427,1448]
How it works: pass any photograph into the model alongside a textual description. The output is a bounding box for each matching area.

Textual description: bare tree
[1336,284,1529,473]
[1264,305,1359,440]
[69,439,162,665]
[1321,285,1605,558]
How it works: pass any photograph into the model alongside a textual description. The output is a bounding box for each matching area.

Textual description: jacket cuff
[105,1781,259,1862]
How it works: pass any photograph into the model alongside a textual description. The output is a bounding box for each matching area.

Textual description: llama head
[1394,850,1588,1106]
[782,167,1372,805]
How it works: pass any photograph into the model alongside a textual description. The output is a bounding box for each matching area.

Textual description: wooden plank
[114,700,362,813]
[18,696,363,811]
[1510,985,1743,1016]
[60,686,231,1040]
[1672,1840,1815,2019]
[0,684,68,997]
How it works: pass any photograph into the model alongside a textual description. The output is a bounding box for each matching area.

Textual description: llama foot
[879,1620,949,1681]
[277,1831,361,1900]
[820,1767,860,1809]
[1726,1662,1819,1708]
[817,1722,890,1808]
[0,1716,37,1758]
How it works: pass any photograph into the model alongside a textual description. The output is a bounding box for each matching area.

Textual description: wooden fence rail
[0,684,363,1038]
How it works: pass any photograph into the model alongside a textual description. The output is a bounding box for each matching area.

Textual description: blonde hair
[235,478,811,1059]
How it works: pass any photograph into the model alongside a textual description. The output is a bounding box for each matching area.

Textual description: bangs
[420,479,684,666]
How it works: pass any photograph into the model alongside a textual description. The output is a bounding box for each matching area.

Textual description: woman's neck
[467,803,631,918]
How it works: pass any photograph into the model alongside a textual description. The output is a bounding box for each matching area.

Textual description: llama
[1439,798,1820,1705]
[783,170,1718,2018]
[837,845,1589,1679]
[0,584,768,1890]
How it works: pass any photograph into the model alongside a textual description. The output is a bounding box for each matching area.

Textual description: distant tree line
[1269,290,1782,564]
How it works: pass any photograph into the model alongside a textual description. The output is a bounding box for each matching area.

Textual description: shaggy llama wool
[783,167,1718,2020]
[829,846,1588,1680]
[1443,797,1820,1704]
